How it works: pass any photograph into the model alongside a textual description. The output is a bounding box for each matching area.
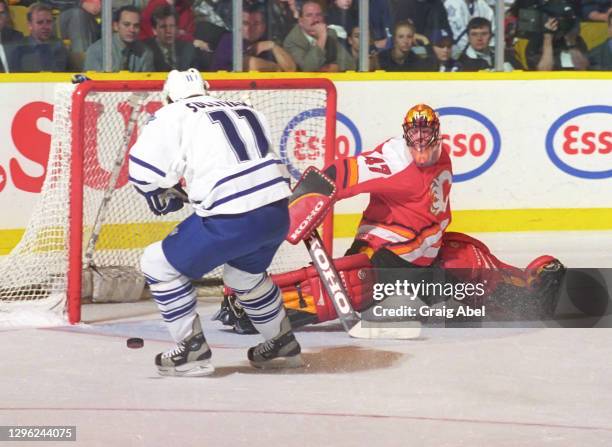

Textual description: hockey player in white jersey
[128,69,304,376]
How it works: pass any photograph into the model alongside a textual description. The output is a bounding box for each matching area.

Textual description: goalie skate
[526,256,566,319]
[248,316,304,369]
[155,316,214,377]
[212,293,257,334]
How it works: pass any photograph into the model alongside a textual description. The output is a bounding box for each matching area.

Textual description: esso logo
[335,113,362,158]
[546,106,612,179]
[437,107,501,183]
[0,165,7,192]
[280,109,362,180]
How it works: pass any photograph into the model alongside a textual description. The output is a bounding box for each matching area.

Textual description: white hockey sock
[224,264,286,340]
[141,242,198,342]
[149,278,198,342]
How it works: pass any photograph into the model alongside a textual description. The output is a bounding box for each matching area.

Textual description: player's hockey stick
[83,91,148,268]
[80,92,149,302]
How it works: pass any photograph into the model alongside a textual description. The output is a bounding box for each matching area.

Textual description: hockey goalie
[214,103,566,333]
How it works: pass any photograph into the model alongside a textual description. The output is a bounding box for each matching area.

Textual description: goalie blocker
[286,167,336,245]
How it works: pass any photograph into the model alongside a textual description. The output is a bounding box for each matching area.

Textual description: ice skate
[212,293,257,334]
[247,316,304,369]
[155,316,214,377]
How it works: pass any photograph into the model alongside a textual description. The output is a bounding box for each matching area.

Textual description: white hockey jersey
[128,95,291,217]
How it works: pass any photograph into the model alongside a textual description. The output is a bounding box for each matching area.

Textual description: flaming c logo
[430,170,452,216]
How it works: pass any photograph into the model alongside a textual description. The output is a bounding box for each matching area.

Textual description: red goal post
[0,78,336,326]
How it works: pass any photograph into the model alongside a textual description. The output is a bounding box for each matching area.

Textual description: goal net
[0,78,336,325]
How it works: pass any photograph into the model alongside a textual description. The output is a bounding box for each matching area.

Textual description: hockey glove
[286,167,336,244]
[138,187,185,216]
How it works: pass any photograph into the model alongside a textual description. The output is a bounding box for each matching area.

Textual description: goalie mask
[163,68,209,103]
[402,104,442,168]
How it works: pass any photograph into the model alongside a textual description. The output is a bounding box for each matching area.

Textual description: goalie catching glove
[286,167,336,244]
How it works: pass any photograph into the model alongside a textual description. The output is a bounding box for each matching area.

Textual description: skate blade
[157,360,215,377]
[250,354,305,370]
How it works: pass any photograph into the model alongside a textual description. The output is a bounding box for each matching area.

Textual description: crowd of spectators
[0,0,610,73]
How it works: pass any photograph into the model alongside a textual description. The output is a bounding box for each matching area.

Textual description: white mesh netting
[0,81,332,321]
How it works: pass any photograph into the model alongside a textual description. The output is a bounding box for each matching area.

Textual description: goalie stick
[288,168,421,339]
[303,229,361,332]
[303,229,421,339]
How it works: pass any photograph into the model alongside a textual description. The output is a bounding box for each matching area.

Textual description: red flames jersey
[327,136,453,266]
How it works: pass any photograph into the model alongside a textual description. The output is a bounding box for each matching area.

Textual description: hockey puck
[126,337,144,349]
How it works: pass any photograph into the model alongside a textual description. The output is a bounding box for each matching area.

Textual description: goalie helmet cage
[0,78,336,325]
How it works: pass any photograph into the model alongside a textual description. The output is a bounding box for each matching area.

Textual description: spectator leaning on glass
[9,2,68,72]
[213,6,296,72]
[377,19,437,71]
[283,0,352,71]
[84,5,154,71]
[588,10,612,69]
[0,0,24,72]
[525,2,589,70]
[144,5,210,71]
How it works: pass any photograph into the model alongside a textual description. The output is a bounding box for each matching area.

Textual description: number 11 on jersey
[208,108,269,162]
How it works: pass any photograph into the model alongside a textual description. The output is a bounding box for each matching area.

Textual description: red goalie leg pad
[272,265,321,317]
[272,253,374,323]
[437,232,526,293]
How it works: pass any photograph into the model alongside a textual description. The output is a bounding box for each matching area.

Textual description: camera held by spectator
[522,0,589,70]
[517,0,578,38]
